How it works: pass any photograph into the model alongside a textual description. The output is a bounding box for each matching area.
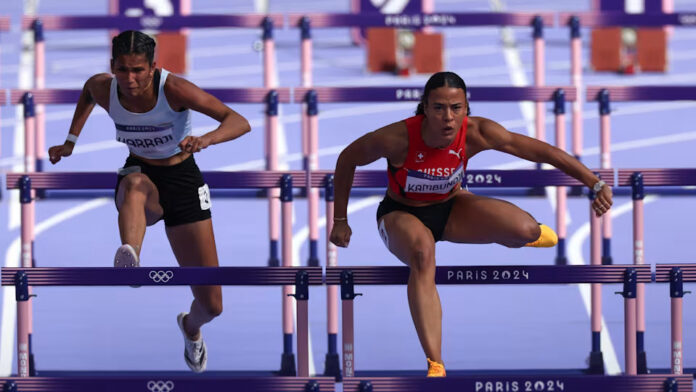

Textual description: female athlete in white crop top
[48,30,251,373]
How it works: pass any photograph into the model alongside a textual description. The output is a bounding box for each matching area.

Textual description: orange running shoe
[426,358,446,377]
[525,224,558,248]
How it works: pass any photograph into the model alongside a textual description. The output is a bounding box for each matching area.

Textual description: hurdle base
[555,256,568,266]
[637,351,648,374]
[601,256,613,266]
[587,351,605,375]
[323,352,342,381]
[279,353,297,376]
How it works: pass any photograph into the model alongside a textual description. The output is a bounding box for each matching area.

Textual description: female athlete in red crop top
[329,71,614,377]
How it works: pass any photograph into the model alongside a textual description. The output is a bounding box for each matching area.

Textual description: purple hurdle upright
[293,86,577,266]
[20,13,283,174]
[618,168,696,374]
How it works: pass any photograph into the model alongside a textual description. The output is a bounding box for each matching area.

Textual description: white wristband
[65,134,78,144]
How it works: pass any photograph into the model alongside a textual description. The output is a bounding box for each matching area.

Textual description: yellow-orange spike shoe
[426,358,446,377]
[525,224,558,248]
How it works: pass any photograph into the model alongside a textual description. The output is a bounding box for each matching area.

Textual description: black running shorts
[115,155,212,227]
[376,193,455,242]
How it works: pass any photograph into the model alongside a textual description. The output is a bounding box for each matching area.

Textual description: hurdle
[0,265,333,390]
[559,11,696,163]
[20,13,284,173]
[326,264,694,391]
[618,168,696,374]
[311,168,614,378]
[9,87,292,268]
[4,170,310,377]
[655,264,695,377]
[0,376,334,392]
[0,16,10,158]
[586,86,696,266]
[342,374,693,392]
[293,86,579,267]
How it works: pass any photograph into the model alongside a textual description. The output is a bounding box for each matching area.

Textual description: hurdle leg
[599,93,612,265]
[553,90,567,265]
[14,272,31,378]
[324,176,342,379]
[632,173,648,373]
[570,17,583,162]
[306,93,320,267]
[293,271,310,377]
[33,21,46,175]
[620,269,638,375]
[670,268,685,375]
[341,271,359,378]
[533,20,546,171]
[265,92,280,267]
[19,176,37,376]
[279,175,296,376]
[588,192,604,374]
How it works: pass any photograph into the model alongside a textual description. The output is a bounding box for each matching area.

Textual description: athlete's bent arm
[49,73,111,164]
[165,75,251,154]
[330,123,406,247]
[475,116,613,216]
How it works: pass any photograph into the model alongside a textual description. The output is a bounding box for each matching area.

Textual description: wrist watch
[592,180,606,194]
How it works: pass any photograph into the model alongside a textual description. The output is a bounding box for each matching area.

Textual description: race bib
[198,184,211,210]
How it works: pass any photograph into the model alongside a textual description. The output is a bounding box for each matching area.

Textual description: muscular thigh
[378,211,435,267]
[441,191,537,243]
[115,173,163,226]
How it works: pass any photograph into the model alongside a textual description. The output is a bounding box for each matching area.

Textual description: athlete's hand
[330,220,352,248]
[48,143,74,164]
[179,135,211,154]
[592,185,613,217]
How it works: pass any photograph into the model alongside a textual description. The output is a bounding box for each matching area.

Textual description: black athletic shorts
[115,155,212,227]
[376,194,455,242]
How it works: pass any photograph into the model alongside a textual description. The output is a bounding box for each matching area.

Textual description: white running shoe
[177,313,208,373]
[113,244,139,268]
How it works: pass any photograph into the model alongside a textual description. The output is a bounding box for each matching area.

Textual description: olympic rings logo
[149,270,174,283]
[147,380,175,392]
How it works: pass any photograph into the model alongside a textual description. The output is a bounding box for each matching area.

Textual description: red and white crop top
[387,114,468,201]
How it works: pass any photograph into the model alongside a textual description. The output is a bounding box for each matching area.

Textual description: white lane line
[0,198,110,376]
[567,196,659,375]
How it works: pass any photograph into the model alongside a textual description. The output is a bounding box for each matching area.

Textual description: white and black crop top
[109,69,192,159]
